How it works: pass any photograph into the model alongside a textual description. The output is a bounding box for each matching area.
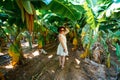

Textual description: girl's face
[60,28,65,34]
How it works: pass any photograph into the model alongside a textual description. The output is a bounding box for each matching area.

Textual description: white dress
[57,34,68,56]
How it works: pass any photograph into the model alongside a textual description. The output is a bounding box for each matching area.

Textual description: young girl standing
[57,26,69,69]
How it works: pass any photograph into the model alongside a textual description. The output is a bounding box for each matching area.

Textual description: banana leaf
[114,30,120,39]
[99,24,117,30]
[47,0,84,21]
[0,13,8,22]
[86,0,97,8]
[1,26,15,36]
[0,0,15,10]
[16,0,25,22]
[84,1,97,30]
[116,43,120,60]
[97,0,113,5]
[42,13,64,23]
[48,25,58,33]
[21,0,33,15]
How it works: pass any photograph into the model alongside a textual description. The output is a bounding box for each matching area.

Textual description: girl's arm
[64,28,69,34]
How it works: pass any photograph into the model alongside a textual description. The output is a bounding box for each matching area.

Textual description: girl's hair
[58,26,66,33]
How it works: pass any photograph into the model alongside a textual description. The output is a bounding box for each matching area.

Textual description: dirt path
[1,42,119,80]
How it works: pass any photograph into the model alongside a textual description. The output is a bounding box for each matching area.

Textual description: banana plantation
[0,0,120,80]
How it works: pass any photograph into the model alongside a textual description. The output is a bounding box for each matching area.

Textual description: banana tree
[0,0,63,65]
[80,0,101,58]
[0,0,35,66]
[98,0,120,62]
[80,0,120,68]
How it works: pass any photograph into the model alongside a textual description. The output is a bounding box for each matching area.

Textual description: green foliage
[0,0,15,10]
[16,0,25,22]
[106,52,110,68]
[21,0,33,15]
[99,23,118,30]
[35,10,65,34]
[20,31,32,49]
[81,24,97,58]
[31,0,46,9]
[99,30,111,52]
[97,2,120,31]
[86,0,97,8]
[0,13,8,22]
[38,35,45,48]
[116,43,120,60]
[99,29,120,67]
[43,13,64,24]
[8,41,20,66]
[48,25,58,33]
[97,0,113,5]
[81,24,90,48]
[100,36,108,52]
[114,30,120,40]
[47,0,84,21]
[83,1,97,30]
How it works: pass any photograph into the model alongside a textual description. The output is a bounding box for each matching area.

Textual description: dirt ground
[0,41,120,80]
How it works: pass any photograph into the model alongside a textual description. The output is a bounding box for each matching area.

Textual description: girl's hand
[64,28,69,34]
[64,49,67,53]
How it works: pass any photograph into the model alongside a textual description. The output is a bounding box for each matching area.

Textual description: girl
[57,26,69,69]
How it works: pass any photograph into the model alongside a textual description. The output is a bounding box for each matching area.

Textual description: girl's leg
[61,56,65,69]
[59,56,62,66]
